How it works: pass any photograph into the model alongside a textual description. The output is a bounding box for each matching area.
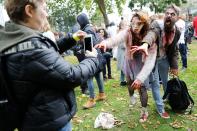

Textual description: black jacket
[0,22,100,131]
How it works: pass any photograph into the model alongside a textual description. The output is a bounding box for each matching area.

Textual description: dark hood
[0,21,42,52]
[77,13,90,30]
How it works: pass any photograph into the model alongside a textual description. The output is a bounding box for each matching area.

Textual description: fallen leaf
[101,108,105,112]
[170,120,184,129]
[128,123,138,129]
[147,121,152,125]
[82,113,90,118]
[156,121,160,125]
[84,124,91,128]
[141,124,148,130]
[111,109,116,112]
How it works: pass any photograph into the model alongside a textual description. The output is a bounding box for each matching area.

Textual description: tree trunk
[95,0,110,26]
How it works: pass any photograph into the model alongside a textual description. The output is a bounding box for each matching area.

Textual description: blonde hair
[43,20,51,32]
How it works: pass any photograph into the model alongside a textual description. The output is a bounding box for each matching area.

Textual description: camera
[84,34,93,51]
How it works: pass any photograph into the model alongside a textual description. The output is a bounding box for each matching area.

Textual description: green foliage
[90,8,104,26]
[115,0,127,15]
[128,0,187,13]
[48,0,126,31]
[48,0,83,32]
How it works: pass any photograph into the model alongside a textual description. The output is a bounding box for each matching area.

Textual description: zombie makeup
[164,8,178,32]
[130,17,144,34]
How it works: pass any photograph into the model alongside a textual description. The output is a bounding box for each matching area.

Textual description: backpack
[163,78,194,113]
[0,54,22,131]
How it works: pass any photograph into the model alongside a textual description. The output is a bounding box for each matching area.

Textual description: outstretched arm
[131,43,157,89]
[95,29,128,51]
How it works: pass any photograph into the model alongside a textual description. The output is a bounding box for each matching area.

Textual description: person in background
[193,15,197,39]
[117,17,128,86]
[176,14,187,72]
[0,0,102,130]
[106,22,118,60]
[97,28,113,80]
[77,13,106,109]
[185,15,194,48]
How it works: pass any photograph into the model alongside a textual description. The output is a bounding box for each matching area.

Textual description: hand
[130,46,139,56]
[94,42,107,52]
[129,43,149,56]
[85,48,98,57]
[131,79,142,90]
[137,43,149,56]
[73,30,87,40]
[169,69,178,77]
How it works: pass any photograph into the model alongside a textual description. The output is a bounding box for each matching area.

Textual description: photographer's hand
[73,30,87,41]
[85,48,98,57]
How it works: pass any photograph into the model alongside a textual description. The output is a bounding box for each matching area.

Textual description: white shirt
[107,25,117,37]
[43,31,56,43]
[176,19,186,44]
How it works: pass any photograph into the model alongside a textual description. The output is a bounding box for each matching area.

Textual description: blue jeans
[157,57,169,92]
[149,62,165,113]
[59,121,72,131]
[87,72,104,98]
[120,70,125,82]
[179,43,187,68]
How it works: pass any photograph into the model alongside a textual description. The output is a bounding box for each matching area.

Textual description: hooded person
[77,13,101,45]
[76,13,107,109]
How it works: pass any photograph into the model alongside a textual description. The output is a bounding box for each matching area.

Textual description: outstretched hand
[131,79,142,90]
[130,43,149,56]
[85,48,98,58]
[169,68,178,77]
[94,42,107,52]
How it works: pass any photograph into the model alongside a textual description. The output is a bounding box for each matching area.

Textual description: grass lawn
[64,40,197,131]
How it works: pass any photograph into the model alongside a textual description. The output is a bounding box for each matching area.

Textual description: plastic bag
[94,112,115,129]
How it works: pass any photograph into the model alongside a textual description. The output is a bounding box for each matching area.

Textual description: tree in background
[48,0,126,32]
[129,0,187,13]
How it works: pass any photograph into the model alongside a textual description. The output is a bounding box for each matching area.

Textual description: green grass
[64,40,197,131]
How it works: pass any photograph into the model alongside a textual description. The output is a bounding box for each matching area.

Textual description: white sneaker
[130,94,137,105]
[139,107,149,123]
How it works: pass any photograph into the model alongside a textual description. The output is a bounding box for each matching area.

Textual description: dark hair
[5,0,41,23]
[109,22,115,26]
[97,28,108,39]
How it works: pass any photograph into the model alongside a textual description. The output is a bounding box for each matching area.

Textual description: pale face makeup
[131,17,144,34]
[164,8,178,30]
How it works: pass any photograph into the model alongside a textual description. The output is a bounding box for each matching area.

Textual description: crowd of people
[0,0,195,130]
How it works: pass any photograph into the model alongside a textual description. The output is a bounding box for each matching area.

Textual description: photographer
[0,0,102,131]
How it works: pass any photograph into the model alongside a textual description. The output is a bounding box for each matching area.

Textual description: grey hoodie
[0,21,42,52]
